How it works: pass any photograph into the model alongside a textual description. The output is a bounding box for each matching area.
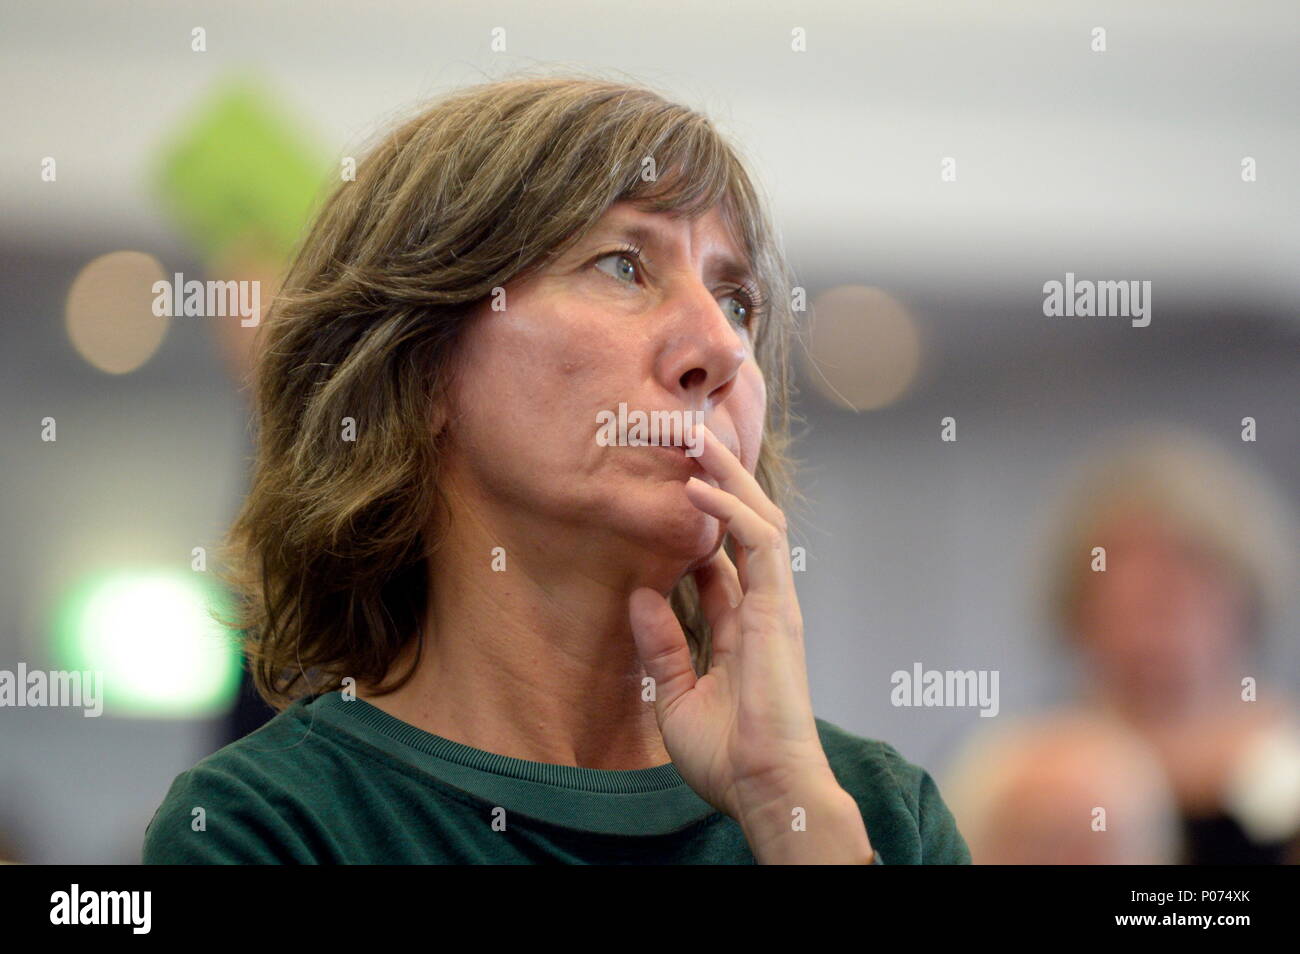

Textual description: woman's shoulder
[141,698,339,863]
[813,716,972,864]
[175,697,339,788]
[814,716,929,793]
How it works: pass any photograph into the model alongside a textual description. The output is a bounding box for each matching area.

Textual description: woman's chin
[615,489,721,562]
[656,512,723,565]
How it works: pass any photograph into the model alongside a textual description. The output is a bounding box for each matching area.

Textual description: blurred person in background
[950,428,1300,864]
[943,711,1181,864]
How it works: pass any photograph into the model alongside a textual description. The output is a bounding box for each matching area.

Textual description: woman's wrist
[738,774,875,864]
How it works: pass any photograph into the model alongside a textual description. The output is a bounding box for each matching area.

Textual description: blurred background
[1,0,1297,864]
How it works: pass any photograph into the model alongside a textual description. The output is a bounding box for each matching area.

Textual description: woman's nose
[659,283,747,407]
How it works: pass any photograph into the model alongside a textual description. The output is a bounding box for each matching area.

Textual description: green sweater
[142,691,970,864]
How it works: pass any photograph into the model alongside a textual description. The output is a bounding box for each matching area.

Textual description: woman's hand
[628,423,875,863]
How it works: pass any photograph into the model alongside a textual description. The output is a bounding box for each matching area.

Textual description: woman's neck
[358,504,679,771]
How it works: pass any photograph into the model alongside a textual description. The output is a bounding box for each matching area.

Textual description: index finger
[691,423,786,531]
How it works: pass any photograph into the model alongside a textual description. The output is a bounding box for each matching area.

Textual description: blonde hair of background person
[1040,426,1295,657]
[140,70,976,865]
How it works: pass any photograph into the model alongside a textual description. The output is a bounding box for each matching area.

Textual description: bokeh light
[805,284,923,411]
[64,251,169,375]
[53,568,241,718]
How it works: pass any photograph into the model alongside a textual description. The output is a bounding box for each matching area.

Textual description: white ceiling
[3,0,1298,300]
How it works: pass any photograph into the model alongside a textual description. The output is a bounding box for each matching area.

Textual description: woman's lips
[630,434,739,458]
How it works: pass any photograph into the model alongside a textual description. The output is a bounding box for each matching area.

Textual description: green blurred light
[153,74,331,262]
[54,569,241,718]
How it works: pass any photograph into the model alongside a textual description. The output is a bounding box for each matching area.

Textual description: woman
[142,73,970,865]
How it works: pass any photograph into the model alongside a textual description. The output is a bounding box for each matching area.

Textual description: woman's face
[1074,510,1249,709]
[443,200,767,571]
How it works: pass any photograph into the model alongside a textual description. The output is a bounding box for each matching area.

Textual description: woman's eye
[719,293,751,329]
[594,252,638,284]
[593,251,755,332]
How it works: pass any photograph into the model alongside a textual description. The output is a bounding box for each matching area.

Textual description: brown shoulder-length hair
[220,70,801,711]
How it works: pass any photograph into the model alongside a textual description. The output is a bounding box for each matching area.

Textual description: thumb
[628,587,697,722]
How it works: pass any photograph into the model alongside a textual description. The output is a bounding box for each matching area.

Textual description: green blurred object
[53,568,242,718]
[153,75,331,262]
[53,566,244,717]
